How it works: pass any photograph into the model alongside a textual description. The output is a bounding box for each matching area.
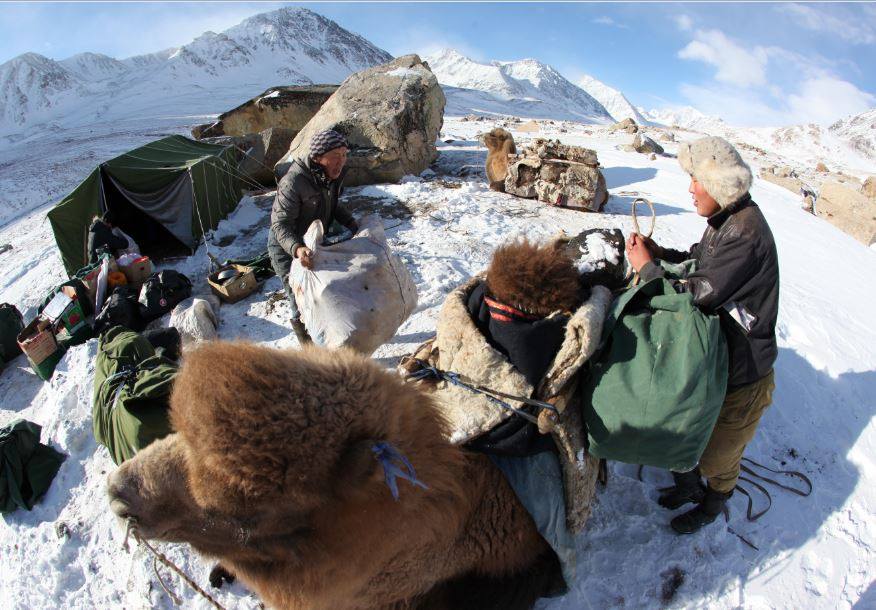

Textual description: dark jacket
[639,195,779,389]
[464,281,565,456]
[87,219,128,263]
[268,157,354,257]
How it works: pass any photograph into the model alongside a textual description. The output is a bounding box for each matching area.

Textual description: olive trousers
[699,370,775,494]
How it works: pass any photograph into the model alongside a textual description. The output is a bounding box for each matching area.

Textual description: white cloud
[676,26,876,127]
[781,3,876,45]
[678,30,768,88]
[592,16,629,30]
[786,77,876,125]
[679,82,786,126]
[680,76,875,127]
[674,14,693,32]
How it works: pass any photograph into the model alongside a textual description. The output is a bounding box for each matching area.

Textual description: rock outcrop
[633,133,664,155]
[817,181,876,246]
[759,166,803,195]
[191,85,338,139]
[275,55,445,186]
[610,117,638,134]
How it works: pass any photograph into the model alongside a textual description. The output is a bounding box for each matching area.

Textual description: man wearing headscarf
[268,129,359,344]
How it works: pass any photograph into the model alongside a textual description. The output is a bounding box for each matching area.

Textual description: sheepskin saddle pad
[400,278,612,532]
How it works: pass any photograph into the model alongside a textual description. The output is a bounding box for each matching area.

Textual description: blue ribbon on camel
[371,442,429,500]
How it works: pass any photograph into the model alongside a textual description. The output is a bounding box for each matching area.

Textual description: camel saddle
[399,277,612,533]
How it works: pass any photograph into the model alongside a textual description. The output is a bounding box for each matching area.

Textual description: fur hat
[677,137,752,208]
[486,238,582,317]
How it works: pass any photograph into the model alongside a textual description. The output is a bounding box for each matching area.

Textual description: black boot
[670,487,731,535]
[290,318,312,345]
[658,469,705,509]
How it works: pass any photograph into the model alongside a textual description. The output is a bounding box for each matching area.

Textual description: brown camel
[484,128,516,192]
[108,342,561,609]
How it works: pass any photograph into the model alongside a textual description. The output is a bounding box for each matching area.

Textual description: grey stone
[276,55,445,186]
[192,85,338,140]
[633,133,664,155]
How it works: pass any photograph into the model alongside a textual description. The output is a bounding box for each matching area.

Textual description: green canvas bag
[93,327,176,465]
[0,419,66,514]
[580,262,728,471]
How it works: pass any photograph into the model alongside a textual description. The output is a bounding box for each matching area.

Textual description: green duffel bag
[580,262,728,471]
[93,327,176,465]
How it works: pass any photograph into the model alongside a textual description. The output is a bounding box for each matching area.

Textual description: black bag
[138,271,192,322]
[0,303,24,364]
[142,327,182,362]
[94,286,144,334]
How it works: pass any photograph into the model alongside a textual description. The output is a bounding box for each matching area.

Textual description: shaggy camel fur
[486,239,583,317]
[108,342,559,610]
[484,128,516,192]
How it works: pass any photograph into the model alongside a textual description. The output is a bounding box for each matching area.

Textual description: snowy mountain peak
[425,49,613,123]
[0,53,78,127]
[0,7,392,134]
[829,107,876,161]
[643,105,726,131]
[59,52,128,82]
[225,6,391,70]
[577,74,648,125]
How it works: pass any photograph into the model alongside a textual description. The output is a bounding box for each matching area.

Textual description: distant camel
[484,128,517,192]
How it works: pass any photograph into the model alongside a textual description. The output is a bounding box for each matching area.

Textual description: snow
[385,67,422,78]
[1,113,874,609]
[576,231,620,274]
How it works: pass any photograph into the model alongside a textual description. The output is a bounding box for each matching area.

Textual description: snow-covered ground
[1,116,875,609]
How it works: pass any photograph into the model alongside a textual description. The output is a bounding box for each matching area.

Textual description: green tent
[49,136,245,275]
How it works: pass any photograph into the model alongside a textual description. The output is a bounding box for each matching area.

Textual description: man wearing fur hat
[626,137,779,534]
[268,129,359,344]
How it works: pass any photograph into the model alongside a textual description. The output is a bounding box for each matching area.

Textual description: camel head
[107,342,457,567]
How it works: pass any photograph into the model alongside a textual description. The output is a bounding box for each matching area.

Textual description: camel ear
[332,438,382,495]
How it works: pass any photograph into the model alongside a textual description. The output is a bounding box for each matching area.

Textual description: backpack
[94,286,145,334]
[580,263,728,472]
[92,327,177,465]
[138,270,192,323]
[0,303,24,365]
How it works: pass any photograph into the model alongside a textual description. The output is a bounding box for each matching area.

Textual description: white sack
[290,215,418,355]
[169,295,220,346]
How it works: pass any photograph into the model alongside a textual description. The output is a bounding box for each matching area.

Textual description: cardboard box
[17,318,63,381]
[208,264,257,304]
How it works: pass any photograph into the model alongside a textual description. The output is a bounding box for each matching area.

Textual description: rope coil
[123,518,227,610]
[630,197,655,238]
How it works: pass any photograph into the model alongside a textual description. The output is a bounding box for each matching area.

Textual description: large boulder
[817,181,876,246]
[191,85,338,139]
[275,55,445,186]
[610,118,638,134]
[633,133,664,155]
[759,167,802,195]
[504,139,608,212]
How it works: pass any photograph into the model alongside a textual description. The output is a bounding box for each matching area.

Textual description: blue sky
[2,2,875,126]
